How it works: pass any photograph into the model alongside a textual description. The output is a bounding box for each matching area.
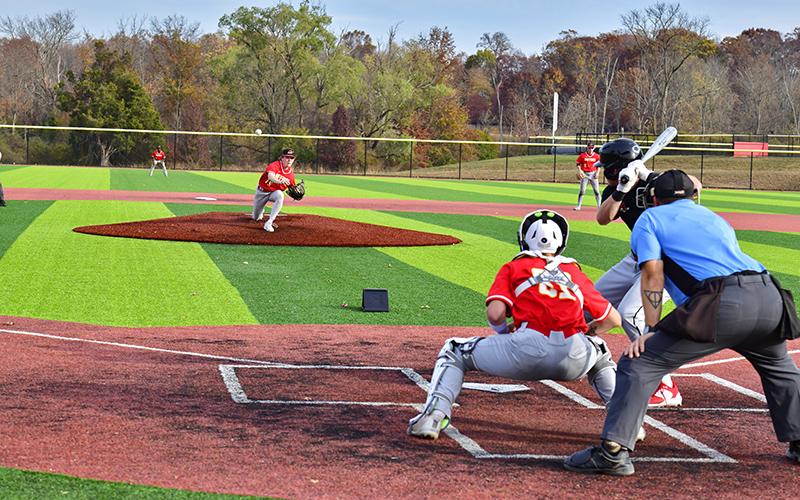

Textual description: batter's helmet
[596,138,642,181]
[518,209,569,256]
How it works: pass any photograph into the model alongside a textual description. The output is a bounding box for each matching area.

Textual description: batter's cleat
[648,380,682,407]
[573,206,581,211]
[407,409,449,440]
[563,442,634,476]
[263,222,275,232]
[636,426,646,443]
[788,441,800,463]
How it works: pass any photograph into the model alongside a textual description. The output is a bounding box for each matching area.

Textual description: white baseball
[255,129,262,135]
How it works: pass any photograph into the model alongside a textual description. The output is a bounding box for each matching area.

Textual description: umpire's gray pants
[428,329,602,417]
[252,188,284,223]
[602,275,800,450]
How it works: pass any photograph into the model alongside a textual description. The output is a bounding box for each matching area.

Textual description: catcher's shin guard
[416,337,481,420]
[586,337,616,405]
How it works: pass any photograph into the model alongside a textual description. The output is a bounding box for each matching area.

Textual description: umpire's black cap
[652,169,695,199]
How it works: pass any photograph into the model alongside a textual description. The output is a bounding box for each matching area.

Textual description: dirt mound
[73,211,461,247]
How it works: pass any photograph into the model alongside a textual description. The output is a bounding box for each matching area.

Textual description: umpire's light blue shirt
[630,199,765,305]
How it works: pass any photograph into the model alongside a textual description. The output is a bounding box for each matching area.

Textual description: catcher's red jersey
[486,255,611,337]
[576,152,600,172]
[258,160,296,192]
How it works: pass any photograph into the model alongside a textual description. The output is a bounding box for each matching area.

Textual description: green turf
[110,168,251,194]
[0,200,257,326]
[0,200,53,257]
[0,166,110,189]
[165,203,486,325]
[0,467,262,499]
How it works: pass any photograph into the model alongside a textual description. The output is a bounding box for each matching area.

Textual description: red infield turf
[1,316,799,498]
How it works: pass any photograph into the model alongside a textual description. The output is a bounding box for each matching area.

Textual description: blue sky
[2,0,799,55]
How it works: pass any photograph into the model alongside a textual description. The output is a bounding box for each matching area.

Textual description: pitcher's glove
[287,180,305,201]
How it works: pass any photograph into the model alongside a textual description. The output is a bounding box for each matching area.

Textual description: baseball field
[1,165,799,498]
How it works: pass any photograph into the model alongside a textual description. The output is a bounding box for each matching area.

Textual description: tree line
[1,2,800,168]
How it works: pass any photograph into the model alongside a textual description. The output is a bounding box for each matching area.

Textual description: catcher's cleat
[263,222,275,233]
[648,380,682,407]
[788,441,800,463]
[407,410,449,440]
[563,442,634,476]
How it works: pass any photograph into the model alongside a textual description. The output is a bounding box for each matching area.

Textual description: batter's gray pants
[426,329,614,418]
[252,188,284,223]
[602,275,800,450]
[594,253,671,341]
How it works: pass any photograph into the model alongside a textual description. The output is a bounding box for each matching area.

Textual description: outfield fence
[2,125,800,191]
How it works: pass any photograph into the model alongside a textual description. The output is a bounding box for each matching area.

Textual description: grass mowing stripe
[0,200,257,327]
[737,240,800,279]
[736,230,800,252]
[0,164,29,175]
[0,200,53,257]
[165,203,485,326]
[0,467,264,499]
[110,168,250,194]
[0,166,110,190]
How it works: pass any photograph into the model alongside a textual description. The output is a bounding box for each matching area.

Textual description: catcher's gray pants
[602,275,800,450]
[424,329,615,419]
[252,188,284,223]
[577,171,601,208]
[150,160,167,176]
[594,253,671,341]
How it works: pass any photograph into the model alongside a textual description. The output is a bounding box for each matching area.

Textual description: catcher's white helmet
[517,209,569,256]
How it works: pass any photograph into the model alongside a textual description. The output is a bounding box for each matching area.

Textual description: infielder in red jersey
[252,148,298,232]
[408,210,642,442]
[150,145,167,177]
[574,142,601,210]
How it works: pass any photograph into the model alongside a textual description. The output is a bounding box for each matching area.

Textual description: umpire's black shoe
[788,441,800,463]
[564,442,634,476]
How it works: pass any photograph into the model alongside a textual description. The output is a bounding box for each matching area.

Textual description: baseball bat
[619,126,678,184]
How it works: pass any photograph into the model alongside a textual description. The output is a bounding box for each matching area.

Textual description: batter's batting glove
[616,166,638,193]
[627,160,654,182]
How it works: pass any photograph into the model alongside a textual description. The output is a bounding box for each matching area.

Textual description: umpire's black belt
[720,272,769,287]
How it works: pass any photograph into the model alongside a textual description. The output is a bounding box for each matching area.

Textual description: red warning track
[1,316,798,498]
[7,187,800,232]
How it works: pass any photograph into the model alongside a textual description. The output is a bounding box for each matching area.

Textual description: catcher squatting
[252,148,305,231]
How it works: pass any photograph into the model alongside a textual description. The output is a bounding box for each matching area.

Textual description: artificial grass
[0,166,110,190]
[165,203,486,326]
[110,168,251,194]
[0,200,257,326]
[0,467,262,499]
[0,200,53,257]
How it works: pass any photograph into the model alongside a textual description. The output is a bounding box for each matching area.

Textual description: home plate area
[217,362,772,464]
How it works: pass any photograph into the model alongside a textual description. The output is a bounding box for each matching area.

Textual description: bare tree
[477,32,515,139]
[622,2,713,131]
[0,10,78,120]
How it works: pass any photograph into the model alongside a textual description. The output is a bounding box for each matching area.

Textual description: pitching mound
[73,211,461,247]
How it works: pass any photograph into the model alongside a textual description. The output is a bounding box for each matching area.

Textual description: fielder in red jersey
[408,209,626,441]
[574,142,601,210]
[149,146,168,177]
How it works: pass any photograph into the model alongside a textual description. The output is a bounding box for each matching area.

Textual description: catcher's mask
[596,138,643,181]
[517,209,569,256]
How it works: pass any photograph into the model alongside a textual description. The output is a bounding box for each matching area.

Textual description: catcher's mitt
[287,180,305,201]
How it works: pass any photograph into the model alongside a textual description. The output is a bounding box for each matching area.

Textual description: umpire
[565,169,800,476]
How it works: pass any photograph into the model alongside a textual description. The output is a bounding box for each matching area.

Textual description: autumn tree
[57,40,163,166]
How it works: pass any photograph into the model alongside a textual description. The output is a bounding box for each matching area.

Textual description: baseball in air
[255,129,262,135]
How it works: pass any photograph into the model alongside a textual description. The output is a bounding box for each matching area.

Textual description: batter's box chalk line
[217,363,752,464]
